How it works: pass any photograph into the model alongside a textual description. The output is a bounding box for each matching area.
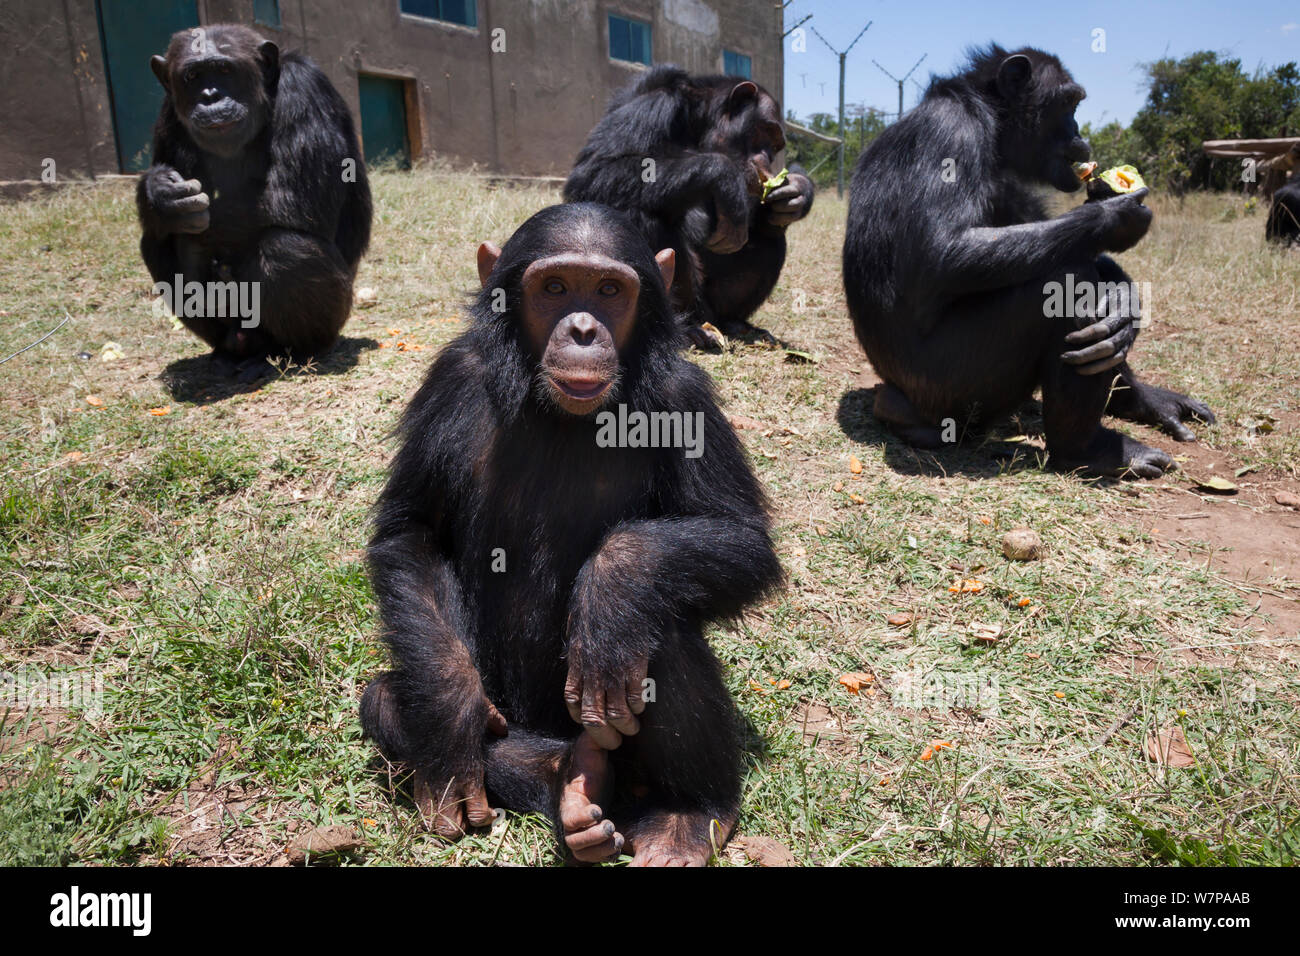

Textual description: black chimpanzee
[843,46,1214,478]
[564,66,814,346]
[360,203,782,866]
[137,24,371,375]
[1266,179,1300,245]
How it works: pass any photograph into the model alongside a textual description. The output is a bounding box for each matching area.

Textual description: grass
[1,169,1297,866]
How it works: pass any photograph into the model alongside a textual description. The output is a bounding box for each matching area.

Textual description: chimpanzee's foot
[1052,426,1173,479]
[560,731,624,863]
[626,807,736,867]
[1107,380,1215,441]
[718,320,778,347]
[684,322,727,351]
[873,382,946,448]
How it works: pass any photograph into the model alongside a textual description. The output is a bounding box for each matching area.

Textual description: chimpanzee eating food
[843,46,1214,478]
[564,66,814,346]
[360,203,782,866]
[137,24,371,376]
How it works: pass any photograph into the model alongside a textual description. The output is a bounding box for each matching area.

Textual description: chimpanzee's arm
[936,189,1151,294]
[565,151,752,231]
[563,368,782,744]
[363,349,503,830]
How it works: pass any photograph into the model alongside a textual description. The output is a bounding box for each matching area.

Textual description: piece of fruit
[1097,164,1145,194]
[1072,161,1097,181]
[761,167,789,202]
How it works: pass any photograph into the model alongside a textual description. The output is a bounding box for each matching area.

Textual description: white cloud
[1283,22,1298,33]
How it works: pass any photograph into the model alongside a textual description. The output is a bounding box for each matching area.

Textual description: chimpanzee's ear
[150,55,169,89]
[654,248,676,292]
[259,41,280,87]
[727,81,759,113]
[477,241,502,289]
[996,54,1033,100]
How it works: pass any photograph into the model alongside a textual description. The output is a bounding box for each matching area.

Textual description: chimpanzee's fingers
[580,684,622,749]
[1063,313,1124,346]
[564,667,583,725]
[462,785,496,827]
[168,191,210,213]
[603,690,639,738]
[484,699,507,736]
[432,803,465,838]
[1073,348,1128,376]
[764,183,804,205]
[626,659,649,716]
[1061,337,1117,366]
[416,776,466,838]
[159,176,204,198]
[566,818,618,853]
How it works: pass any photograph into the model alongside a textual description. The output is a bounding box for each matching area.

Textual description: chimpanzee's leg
[607,623,742,867]
[870,258,1175,477]
[235,228,353,360]
[141,234,233,351]
[1038,259,1172,477]
[1089,257,1216,441]
[484,729,627,863]
[697,226,787,337]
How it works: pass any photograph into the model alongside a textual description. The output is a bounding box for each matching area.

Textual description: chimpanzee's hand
[413,696,507,838]
[144,165,210,235]
[1097,187,1151,253]
[1061,282,1139,375]
[764,172,814,227]
[706,206,750,254]
[564,648,649,750]
[704,163,753,254]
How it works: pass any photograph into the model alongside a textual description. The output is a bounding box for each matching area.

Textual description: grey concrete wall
[0,0,784,180]
[0,0,118,180]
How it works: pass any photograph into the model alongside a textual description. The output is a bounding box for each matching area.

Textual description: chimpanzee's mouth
[553,376,610,402]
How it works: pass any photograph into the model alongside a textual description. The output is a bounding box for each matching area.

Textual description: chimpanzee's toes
[1183,398,1216,426]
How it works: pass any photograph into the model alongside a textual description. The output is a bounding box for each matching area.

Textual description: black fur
[1266,180,1300,245]
[564,65,813,339]
[361,204,782,851]
[137,24,371,362]
[843,45,1213,478]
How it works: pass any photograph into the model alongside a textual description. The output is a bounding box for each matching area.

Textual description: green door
[358,75,411,169]
[97,0,200,172]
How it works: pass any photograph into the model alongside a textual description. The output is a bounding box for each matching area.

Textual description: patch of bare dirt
[1122,434,1300,637]
[155,735,295,866]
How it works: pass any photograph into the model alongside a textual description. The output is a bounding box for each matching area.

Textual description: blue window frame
[401,0,477,28]
[253,0,281,27]
[723,50,752,78]
[609,14,651,65]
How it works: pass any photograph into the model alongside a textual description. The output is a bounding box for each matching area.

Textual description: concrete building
[0,0,784,181]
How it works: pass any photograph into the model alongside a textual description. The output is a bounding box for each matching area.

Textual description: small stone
[1275,491,1300,510]
[1001,528,1042,561]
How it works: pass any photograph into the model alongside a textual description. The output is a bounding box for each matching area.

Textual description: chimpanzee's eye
[544,278,566,295]
[598,281,619,296]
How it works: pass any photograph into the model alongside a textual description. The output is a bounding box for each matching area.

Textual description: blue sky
[780,0,1300,129]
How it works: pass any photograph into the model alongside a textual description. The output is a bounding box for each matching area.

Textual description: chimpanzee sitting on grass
[361,203,782,866]
[565,66,814,347]
[843,45,1214,478]
[137,24,371,377]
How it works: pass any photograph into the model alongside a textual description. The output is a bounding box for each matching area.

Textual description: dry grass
[0,169,1297,866]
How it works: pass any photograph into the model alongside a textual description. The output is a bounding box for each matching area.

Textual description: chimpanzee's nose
[201,87,221,105]
[568,313,598,346]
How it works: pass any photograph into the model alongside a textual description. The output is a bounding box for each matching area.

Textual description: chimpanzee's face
[705,82,788,196]
[997,54,1091,193]
[476,242,676,416]
[1039,84,1091,193]
[152,34,274,157]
